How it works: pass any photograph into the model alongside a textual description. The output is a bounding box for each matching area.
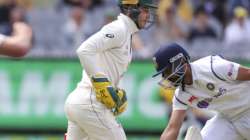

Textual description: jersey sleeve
[172,88,189,110]
[77,25,125,54]
[0,34,6,47]
[76,24,125,77]
[212,56,240,81]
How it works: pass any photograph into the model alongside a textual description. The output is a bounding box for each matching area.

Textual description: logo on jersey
[206,83,215,91]
[197,98,212,108]
[105,34,114,38]
[214,87,227,98]
[188,96,198,103]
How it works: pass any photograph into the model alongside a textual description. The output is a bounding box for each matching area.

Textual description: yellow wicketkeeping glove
[91,74,127,111]
[113,89,127,116]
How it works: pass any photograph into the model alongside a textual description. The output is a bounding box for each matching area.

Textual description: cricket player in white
[64,0,157,140]
[152,43,250,140]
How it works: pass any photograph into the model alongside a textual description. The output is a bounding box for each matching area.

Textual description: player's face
[158,68,180,89]
[158,62,187,89]
[138,7,150,28]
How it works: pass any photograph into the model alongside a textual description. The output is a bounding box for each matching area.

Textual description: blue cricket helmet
[152,43,190,77]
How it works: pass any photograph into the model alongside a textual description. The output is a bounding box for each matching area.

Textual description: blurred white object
[224,7,250,45]
[184,126,203,140]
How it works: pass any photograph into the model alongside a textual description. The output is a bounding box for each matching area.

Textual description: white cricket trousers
[201,110,250,140]
[64,87,127,140]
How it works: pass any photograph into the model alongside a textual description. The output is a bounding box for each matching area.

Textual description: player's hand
[113,88,127,116]
[91,74,122,109]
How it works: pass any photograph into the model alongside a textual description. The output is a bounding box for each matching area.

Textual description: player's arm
[76,27,124,76]
[0,22,32,57]
[161,88,189,140]
[236,66,250,81]
[160,109,187,140]
[213,56,250,82]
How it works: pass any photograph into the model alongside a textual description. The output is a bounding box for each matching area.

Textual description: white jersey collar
[118,13,139,34]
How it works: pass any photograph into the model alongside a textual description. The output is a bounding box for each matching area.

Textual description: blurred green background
[0,59,166,140]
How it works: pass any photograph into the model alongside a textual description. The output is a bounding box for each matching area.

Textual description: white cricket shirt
[77,13,138,88]
[173,55,250,119]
